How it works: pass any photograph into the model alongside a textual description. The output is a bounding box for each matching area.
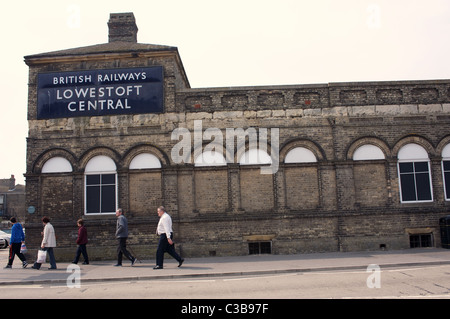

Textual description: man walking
[154,206,184,269]
[4,217,27,269]
[115,208,137,267]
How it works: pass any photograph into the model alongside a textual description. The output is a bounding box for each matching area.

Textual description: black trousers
[117,237,134,264]
[73,244,89,264]
[156,233,182,268]
[8,243,26,266]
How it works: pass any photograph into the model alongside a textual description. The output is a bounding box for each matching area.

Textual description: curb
[2,259,450,287]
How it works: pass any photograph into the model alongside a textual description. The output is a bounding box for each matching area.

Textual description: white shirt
[156,212,173,239]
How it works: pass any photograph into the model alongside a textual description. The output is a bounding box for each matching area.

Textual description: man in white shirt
[154,206,184,269]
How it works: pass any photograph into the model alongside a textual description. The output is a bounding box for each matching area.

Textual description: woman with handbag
[32,216,57,270]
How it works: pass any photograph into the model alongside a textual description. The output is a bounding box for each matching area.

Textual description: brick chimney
[9,175,15,191]
[108,12,138,43]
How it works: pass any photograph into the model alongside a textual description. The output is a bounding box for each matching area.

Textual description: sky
[1,0,450,185]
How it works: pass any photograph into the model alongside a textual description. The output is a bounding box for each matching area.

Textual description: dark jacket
[116,215,128,238]
[76,225,88,245]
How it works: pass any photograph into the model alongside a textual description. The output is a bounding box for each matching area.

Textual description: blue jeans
[33,247,57,269]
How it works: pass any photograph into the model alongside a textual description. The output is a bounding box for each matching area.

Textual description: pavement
[1,248,450,286]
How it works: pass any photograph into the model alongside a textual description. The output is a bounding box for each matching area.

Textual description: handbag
[20,243,27,254]
[37,249,47,263]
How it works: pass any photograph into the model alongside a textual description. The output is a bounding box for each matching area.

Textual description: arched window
[353,145,385,161]
[42,157,73,173]
[129,153,161,169]
[85,155,117,214]
[239,149,272,165]
[397,144,432,203]
[442,144,450,200]
[285,147,317,163]
[194,151,226,167]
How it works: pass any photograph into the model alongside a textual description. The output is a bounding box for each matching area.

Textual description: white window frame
[84,156,118,215]
[397,144,433,203]
[441,144,450,201]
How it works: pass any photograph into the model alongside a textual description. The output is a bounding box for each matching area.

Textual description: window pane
[101,185,116,213]
[86,175,100,185]
[399,162,413,173]
[414,162,429,173]
[416,172,432,200]
[444,161,450,171]
[86,186,100,214]
[248,243,259,255]
[86,173,117,214]
[102,174,116,185]
[400,174,416,201]
[445,172,450,199]
[410,235,420,248]
[421,234,432,247]
[260,242,272,254]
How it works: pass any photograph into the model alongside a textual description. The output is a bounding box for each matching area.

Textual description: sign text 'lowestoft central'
[37,67,163,119]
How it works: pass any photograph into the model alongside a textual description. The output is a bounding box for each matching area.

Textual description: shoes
[131,258,137,266]
[48,267,57,270]
[4,262,29,269]
[153,265,163,270]
[82,261,89,265]
[178,259,184,268]
[113,264,122,267]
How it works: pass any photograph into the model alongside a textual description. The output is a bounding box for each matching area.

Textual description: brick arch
[232,132,279,164]
[392,135,436,159]
[33,148,77,174]
[235,141,278,165]
[191,141,229,166]
[78,147,121,171]
[346,137,391,161]
[436,135,450,156]
[279,139,325,163]
[123,144,170,168]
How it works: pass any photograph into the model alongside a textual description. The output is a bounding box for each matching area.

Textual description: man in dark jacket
[114,208,137,266]
[4,217,27,269]
[72,219,89,264]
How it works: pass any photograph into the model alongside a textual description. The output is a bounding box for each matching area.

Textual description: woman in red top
[72,219,89,265]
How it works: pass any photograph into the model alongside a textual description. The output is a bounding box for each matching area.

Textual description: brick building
[24,13,450,260]
[0,175,26,223]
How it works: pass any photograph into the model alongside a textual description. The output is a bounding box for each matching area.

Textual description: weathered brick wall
[194,169,228,213]
[240,168,274,212]
[285,166,320,210]
[129,172,162,216]
[354,163,388,207]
